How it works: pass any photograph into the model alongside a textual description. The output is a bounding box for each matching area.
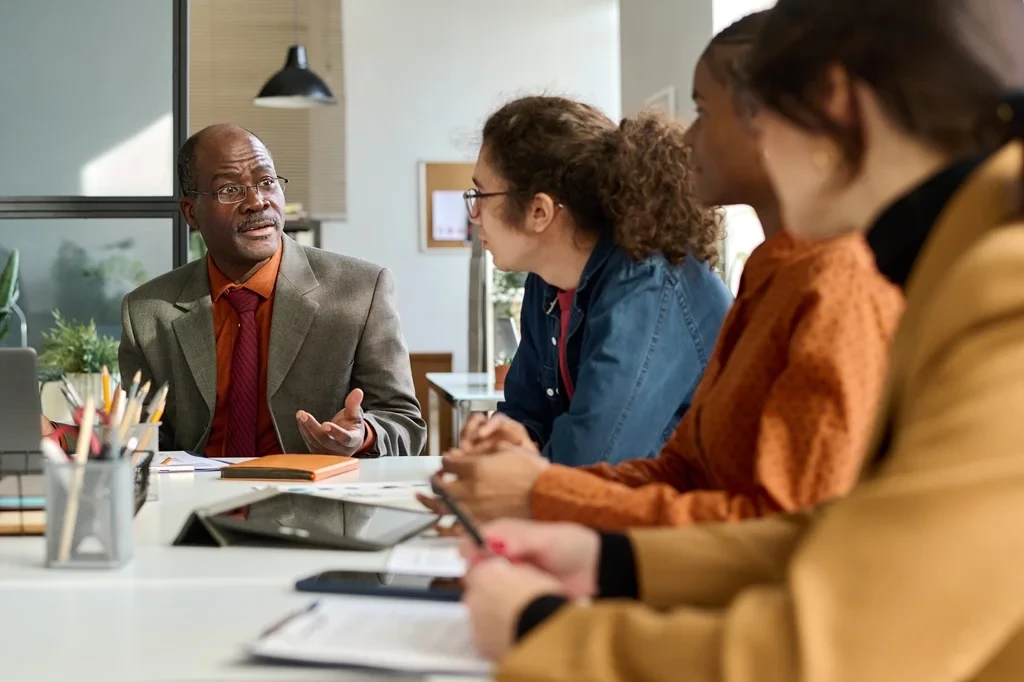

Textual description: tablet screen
[209,492,437,549]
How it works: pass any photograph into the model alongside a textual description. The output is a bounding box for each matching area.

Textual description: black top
[515,153,990,643]
[866,154,986,288]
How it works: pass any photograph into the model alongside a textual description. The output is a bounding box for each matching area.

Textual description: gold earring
[812,149,834,170]
[997,103,1014,124]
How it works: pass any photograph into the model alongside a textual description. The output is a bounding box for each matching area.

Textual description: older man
[119,124,424,457]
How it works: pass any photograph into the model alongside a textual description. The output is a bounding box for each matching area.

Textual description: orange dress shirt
[530,231,905,530]
[205,246,284,459]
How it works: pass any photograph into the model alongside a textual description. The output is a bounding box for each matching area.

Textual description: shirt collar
[207,238,284,303]
[866,154,986,289]
[734,230,806,299]
[542,231,617,311]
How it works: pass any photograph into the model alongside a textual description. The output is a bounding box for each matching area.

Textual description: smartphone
[295,569,462,602]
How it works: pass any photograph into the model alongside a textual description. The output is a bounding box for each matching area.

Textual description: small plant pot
[493,363,511,391]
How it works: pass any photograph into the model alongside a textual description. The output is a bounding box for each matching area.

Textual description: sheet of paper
[250,481,431,495]
[248,481,433,512]
[249,597,490,675]
[387,537,467,578]
[431,190,469,241]
[153,451,229,473]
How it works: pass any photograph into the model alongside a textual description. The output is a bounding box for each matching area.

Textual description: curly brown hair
[481,96,721,266]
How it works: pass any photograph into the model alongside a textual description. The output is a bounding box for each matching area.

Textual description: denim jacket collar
[542,232,618,314]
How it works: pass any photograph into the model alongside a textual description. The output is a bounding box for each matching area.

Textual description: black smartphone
[295,569,462,602]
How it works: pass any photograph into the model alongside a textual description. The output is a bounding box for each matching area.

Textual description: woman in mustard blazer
[458,0,1024,680]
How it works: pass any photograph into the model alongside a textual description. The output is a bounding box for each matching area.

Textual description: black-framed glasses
[463,188,521,219]
[191,176,289,205]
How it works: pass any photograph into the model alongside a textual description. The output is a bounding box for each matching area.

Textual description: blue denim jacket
[497,238,732,466]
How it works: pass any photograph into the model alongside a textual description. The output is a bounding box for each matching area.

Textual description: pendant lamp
[253,1,336,108]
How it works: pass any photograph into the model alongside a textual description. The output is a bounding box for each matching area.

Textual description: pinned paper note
[431,190,469,241]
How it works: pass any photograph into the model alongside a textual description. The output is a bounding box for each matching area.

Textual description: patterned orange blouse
[530,231,905,531]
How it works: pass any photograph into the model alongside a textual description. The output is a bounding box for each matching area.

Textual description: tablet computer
[295,569,462,602]
[174,490,438,551]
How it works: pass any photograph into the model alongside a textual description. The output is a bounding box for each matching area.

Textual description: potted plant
[0,249,23,346]
[494,350,514,391]
[492,269,527,327]
[38,310,119,417]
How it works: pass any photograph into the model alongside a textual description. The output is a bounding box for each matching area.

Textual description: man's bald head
[176,124,269,196]
[177,123,285,279]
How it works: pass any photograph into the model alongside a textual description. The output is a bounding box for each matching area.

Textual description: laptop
[0,348,45,484]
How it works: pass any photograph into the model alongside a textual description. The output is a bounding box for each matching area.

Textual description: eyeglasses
[191,176,289,205]
[462,188,522,219]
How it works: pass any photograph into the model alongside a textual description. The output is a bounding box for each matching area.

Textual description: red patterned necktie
[224,288,261,458]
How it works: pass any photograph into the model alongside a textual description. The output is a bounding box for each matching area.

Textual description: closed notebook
[219,454,358,481]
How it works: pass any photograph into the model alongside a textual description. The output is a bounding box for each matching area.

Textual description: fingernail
[486,539,507,555]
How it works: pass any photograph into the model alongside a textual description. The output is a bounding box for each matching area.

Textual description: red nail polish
[486,539,507,555]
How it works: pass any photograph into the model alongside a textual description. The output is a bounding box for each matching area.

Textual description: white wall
[619,0,713,117]
[619,0,776,293]
[324,0,621,371]
[713,0,777,291]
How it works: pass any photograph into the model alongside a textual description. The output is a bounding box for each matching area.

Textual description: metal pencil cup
[45,458,134,569]
[94,422,161,458]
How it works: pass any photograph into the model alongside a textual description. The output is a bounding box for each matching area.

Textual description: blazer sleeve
[498,514,811,682]
[118,294,174,451]
[530,272,901,530]
[501,229,1024,682]
[351,268,426,456]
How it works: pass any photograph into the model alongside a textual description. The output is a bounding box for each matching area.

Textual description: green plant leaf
[0,249,19,343]
[37,309,119,374]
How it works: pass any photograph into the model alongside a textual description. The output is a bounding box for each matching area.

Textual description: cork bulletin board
[419,161,476,251]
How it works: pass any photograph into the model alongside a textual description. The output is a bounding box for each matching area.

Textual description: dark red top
[557,290,576,401]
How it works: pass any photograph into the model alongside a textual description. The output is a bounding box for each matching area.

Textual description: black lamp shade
[254,45,336,108]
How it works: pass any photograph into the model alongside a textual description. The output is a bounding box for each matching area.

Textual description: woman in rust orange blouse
[428,11,905,530]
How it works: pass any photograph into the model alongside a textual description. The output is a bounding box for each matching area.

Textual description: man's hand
[296,388,369,456]
[458,413,538,456]
[416,446,549,522]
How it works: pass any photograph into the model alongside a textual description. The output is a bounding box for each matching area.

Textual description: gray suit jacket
[118,236,425,457]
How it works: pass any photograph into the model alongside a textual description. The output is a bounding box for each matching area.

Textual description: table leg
[428,387,440,456]
[453,401,472,446]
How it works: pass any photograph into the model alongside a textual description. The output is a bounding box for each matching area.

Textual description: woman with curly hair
[465,95,731,467]
[432,11,902,528]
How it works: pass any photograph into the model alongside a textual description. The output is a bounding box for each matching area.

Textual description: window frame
[0,0,190,267]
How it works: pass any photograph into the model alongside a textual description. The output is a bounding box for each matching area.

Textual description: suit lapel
[268,237,320,398]
[865,142,1024,466]
[171,258,217,413]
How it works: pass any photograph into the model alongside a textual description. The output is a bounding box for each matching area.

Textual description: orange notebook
[219,454,359,481]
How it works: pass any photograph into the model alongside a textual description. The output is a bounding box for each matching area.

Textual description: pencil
[135,385,167,458]
[109,388,122,424]
[126,370,142,404]
[133,381,152,424]
[58,397,96,563]
[147,384,168,424]
[60,375,83,409]
[101,366,111,415]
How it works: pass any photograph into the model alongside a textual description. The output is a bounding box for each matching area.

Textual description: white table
[425,373,504,455]
[0,457,479,682]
